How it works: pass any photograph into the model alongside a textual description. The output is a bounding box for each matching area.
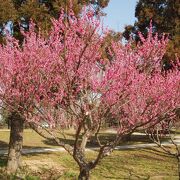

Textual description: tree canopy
[0,0,110,42]
[123,0,180,61]
[0,9,179,177]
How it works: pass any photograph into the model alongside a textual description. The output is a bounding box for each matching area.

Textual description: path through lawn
[0,129,179,179]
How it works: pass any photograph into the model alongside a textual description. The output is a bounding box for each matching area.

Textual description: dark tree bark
[177,156,180,180]
[78,166,90,180]
[7,112,24,173]
[7,118,10,129]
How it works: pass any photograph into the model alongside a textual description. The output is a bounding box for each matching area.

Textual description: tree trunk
[80,132,90,154]
[177,156,180,180]
[7,112,24,173]
[78,167,90,180]
[7,118,10,129]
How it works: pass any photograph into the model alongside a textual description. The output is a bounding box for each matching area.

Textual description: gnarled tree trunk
[7,112,24,173]
[78,166,90,180]
[177,156,180,180]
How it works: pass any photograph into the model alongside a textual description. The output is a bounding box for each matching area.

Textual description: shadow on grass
[0,140,8,149]
[0,154,63,180]
[22,150,56,157]
[42,137,75,147]
[170,130,180,135]
[41,133,157,149]
[142,147,175,159]
[41,133,118,148]
[0,155,7,167]
[101,169,150,180]
[115,145,172,158]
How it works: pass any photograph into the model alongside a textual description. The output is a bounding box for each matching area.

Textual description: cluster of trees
[0,1,179,179]
[0,9,179,180]
[123,0,180,63]
[0,0,110,42]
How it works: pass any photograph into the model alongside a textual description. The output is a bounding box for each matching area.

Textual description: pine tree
[0,0,110,42]
[123,0,180,61]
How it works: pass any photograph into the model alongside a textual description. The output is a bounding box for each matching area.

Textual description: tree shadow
[102,170,150,180]
[0,140,8,149]
[114,145,172,158]
[141,147,175,159]
[22,151,54,158]
[0,155,7,167]
[42,133,119,148]
[42,137,75,147]
[95,151,151,180]
[41,132,158,148]
[170,130,180,135]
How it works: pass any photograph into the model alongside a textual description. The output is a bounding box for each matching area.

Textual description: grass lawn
[0,128,156,149]
[0,129,178,179]
[0,148,178,179]
[0,129,60,149]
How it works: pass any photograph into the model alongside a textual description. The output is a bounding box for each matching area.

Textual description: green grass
[0,129,59,148]
[0,129,178,179]
[19,148,179,179]
[0,128,156,150]
[0,156,6,167]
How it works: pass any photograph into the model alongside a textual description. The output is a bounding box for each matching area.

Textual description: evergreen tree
[0,0,110,42]
[123,0,180,61]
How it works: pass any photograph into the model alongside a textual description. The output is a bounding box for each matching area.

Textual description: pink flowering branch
[0,9,179,179]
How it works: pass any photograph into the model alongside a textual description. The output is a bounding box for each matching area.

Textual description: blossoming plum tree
[0,9,179,179]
